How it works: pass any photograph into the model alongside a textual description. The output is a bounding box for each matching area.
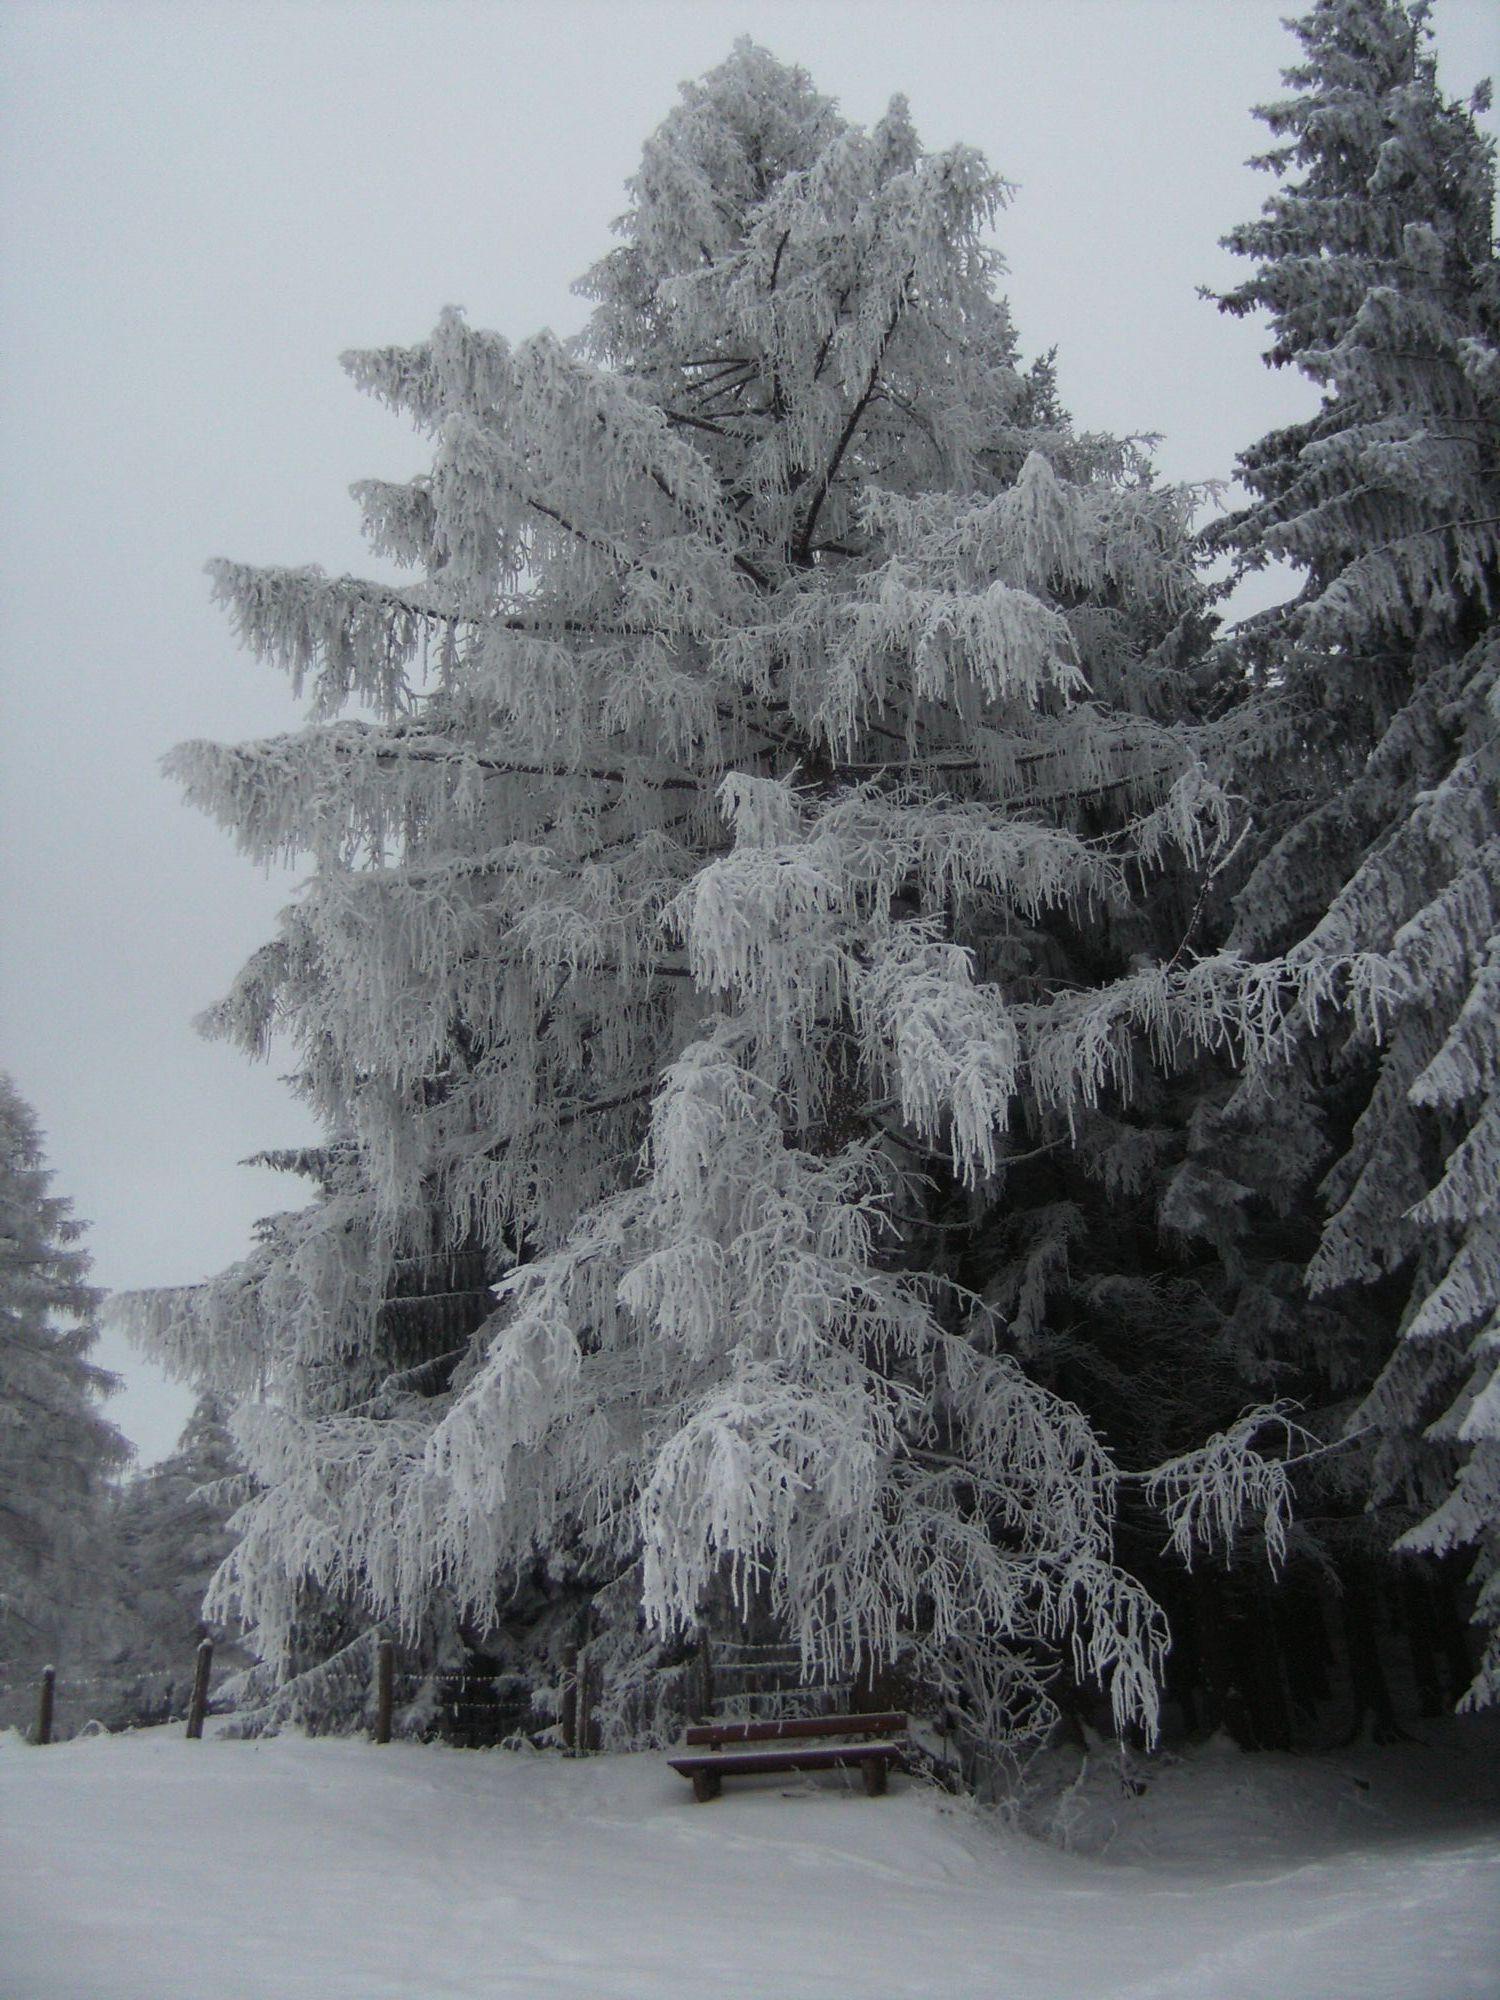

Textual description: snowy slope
[3,1726,1498,2000]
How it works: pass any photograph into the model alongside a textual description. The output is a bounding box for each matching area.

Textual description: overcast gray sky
[2,0,1495,1465]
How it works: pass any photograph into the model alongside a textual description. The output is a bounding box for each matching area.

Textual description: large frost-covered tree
[1207,0,1498,1706]
[122,47,1318,1753]
[0,1077,128,1710]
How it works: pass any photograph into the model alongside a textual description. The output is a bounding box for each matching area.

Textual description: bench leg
[862,1756,888,1797]
[692,1768,722,1803]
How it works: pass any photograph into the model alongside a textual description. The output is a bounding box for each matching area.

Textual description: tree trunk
[1337,1566,1405,1745]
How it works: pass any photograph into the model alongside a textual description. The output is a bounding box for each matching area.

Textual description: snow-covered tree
[0,1077,128,1714]
[1208,0,1498,1705]
[121,46,1318,1754]
[102,1396,251,1725]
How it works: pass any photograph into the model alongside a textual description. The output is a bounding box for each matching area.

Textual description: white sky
[2,0,1496,1464]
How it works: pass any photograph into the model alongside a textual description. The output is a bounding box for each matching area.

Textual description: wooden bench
[669,1710,907,1802]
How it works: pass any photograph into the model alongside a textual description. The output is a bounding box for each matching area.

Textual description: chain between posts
[19,1644,220,1744]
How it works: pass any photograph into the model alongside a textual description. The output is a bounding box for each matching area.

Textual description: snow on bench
[668,1710,907,1802]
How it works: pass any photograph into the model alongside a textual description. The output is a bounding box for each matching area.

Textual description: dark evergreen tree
[1204,0,1498,1711]
[0,1076,128,1726]
[102,1395,252,1725]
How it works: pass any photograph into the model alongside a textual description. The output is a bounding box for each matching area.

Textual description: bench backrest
[684,1710,906,1747]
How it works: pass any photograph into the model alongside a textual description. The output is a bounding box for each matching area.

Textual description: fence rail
[15,1629,853,1750]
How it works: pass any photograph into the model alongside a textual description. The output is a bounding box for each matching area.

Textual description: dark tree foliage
[101,1396,253,1726]
[0,1076,128,1724]
[1198,0,1498,1719]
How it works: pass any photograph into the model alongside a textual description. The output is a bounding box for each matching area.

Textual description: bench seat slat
[683,1710,904,1747]
[669,1740,903,1778]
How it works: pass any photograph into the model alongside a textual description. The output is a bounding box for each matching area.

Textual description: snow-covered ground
[4,1723,1499,2000]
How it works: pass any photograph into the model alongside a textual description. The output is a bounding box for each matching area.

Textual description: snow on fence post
[185,1639,214,1739]
[374,1639,395,1745]
[34,1665,55,1746]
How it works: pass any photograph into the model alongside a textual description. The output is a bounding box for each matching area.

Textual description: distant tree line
[0,1073,250,1736]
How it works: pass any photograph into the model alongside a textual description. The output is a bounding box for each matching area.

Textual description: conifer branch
[794,275,913,565]
[354,739,702,792]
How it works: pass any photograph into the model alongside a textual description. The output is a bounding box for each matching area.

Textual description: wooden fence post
[560,1642,578,1752]
[185,1639,214,1739]
[374,1639,395,1745]
[578,1646,600,1754]
[34,1665,55,1746]
[695,1631,714,1723]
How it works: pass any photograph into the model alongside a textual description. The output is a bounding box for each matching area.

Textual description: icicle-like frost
[154,44,1271,1749]
[1144,1405,1316,1571]
[859,938,1018,1181]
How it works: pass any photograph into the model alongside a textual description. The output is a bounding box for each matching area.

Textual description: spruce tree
[0,1077,128,1718]
[1209,0,1499,1707]
[122,47,1314,1753]
[103,1396,251,1725]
